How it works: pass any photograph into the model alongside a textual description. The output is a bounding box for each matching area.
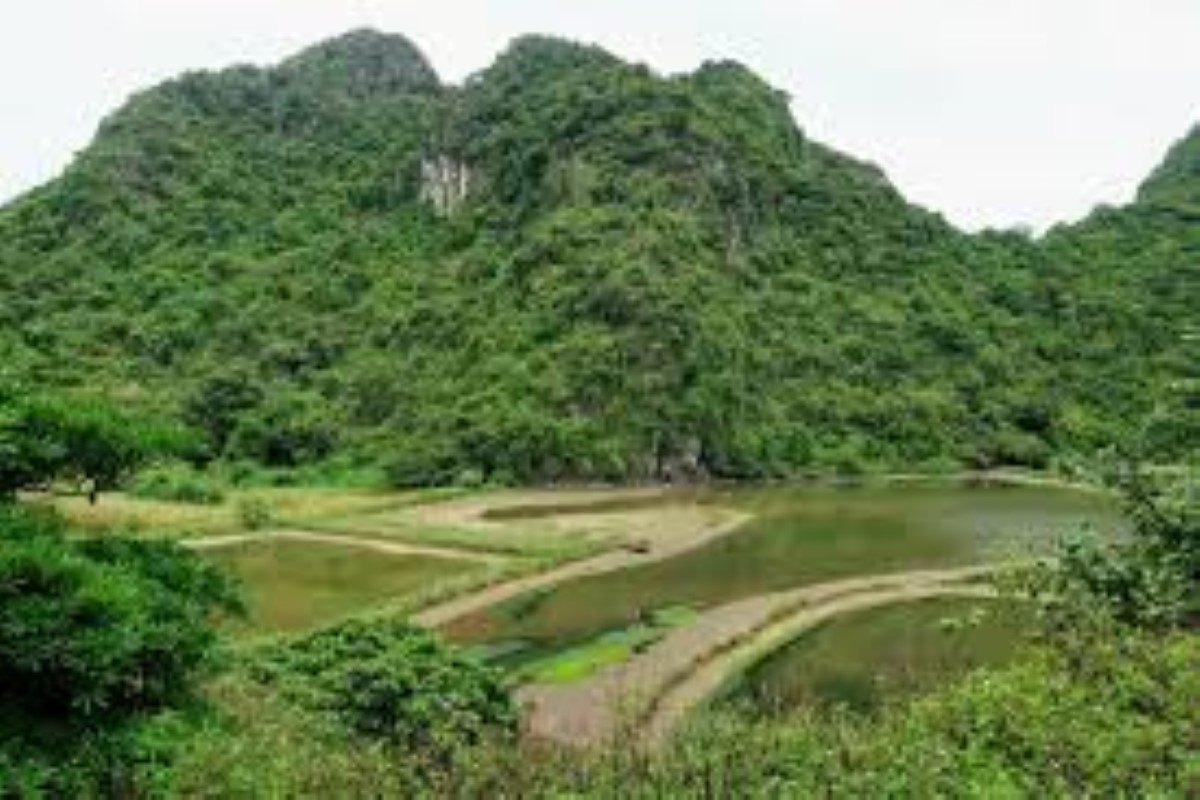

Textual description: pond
[719,596,1031,716]
[205,538,476,635]
[447,481,1121,666]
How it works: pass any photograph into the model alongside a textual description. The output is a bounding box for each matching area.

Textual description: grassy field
[723,597,1030,716]
[49,493,241,536]
[202,538,480,635]
[304,490,732,567]
[41,487,450,538]
[306,490,695,561]
[308,511,603,560]
[516,626,664,683]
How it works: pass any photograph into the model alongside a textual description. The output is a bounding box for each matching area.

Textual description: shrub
[236,498,273,531]
[453,467,486,489]
[249,619,517,757]
[0,507,242,795]
[160,681,417,798]
[164,633,1200,798]
[0,517,242,722]
[384,438,460,489]
[1022,469,1200,635]
[130,462,227,505]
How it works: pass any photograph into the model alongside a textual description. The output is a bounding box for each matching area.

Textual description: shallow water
[722,596,1031,716]
[206,539,471,635]
[449,482,1122,652]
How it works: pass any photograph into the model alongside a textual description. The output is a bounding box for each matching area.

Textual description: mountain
[1137,124,1200,214]
[1037,125,1200,462]
[0,31,1194,483]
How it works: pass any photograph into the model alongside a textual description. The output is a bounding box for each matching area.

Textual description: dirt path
[413,509,751,628]
[184,529,505,564]
[518,565,999,747]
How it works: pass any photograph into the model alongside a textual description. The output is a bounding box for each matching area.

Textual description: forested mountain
[0,29,1194,484]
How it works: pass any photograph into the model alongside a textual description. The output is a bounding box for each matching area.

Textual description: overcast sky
[2,1,1198,230]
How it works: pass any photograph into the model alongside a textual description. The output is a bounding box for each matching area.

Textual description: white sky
[2,1,1198,230]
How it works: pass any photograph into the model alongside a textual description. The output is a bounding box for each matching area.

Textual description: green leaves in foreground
[0,505,242,795]
[508,634,1200,798]
[249,619,517,755]
[1022,470,1200,636]
[0,508,242,724]
[162,626,1200,797]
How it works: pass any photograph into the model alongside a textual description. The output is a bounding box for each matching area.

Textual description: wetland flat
[448,483,1119,667]
[722,596,1030,716]
[203,537,477,635]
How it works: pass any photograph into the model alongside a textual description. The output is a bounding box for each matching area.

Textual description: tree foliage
[249,619,517,757]
[0,30,1195,486]
[0,386,181,499]
[1025,469,1200,635]
[0,505,242,795]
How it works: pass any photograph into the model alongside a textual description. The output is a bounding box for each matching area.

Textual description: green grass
[308,504,609,561]
[311,517,600,559]
[44,492,242,536]
[202,538,478,635]
[479,605,701,684]
[724,597,1031,716]
[165,632,1200,797]
[520,626,662,683]
[45,486,440,538]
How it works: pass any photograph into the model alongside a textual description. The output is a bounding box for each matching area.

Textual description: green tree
[0,387,180,502]
[0,388,239,793]
[0,506,242,794]
[0,29,1197,485]
[182,369,264,459]
[250,619,517,758]
[1023,468,1198,638]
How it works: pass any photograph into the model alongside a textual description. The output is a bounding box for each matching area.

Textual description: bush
[130,462,227,505]
[1,708,198,799]
[0,387,185,500]
[0,516,242,722]
[519,635,1200,797]
[249,619,517,757]
[384,437,460,488]
[161,681,417,798]
[453,467,486,489]
[0,507,242,795]
[236,498,273,531]
[151,633,1200,798]
[1022,469,1200,635]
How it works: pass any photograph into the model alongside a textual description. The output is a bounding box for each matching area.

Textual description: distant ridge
[0,29,1195,483]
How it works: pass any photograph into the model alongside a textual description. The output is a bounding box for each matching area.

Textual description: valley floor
[65,475,1111,744]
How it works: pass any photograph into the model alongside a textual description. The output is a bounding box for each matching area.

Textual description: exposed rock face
[420,155,471,215]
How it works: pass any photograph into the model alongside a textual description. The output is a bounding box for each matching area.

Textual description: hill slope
[0,30,1194,482]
